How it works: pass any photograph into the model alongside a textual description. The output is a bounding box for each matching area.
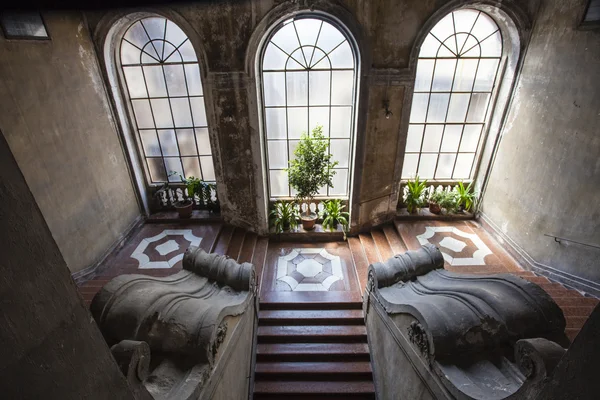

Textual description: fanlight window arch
[402,9,503,181]
[119,17,214,184]
[260,16,358,198]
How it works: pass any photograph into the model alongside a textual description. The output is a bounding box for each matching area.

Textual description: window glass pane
[163,64,187,96]
[286,53,305,70]
[263,72,286,106]
[417,154,438,179]
[401,154,419,179]
[147,158,167,182]
[143,66,167,97]
[435,153,456,179]
[453,153,475,179]
[466,93,490,122]
[124,22,151,50]
[288,140,299,162]
[447,93,470,122]
[200,156,215,181]
[269,170,289,197]
[158,129,179,156]
[431,59,456,91]
[141,17,166,41]
[422,125,444,152]
[410,94,429,123]
[295,19,321,47]
[182,157,202,179]
[271,22,301,55]
[123,67,147,98]
[311,49,331,70]
[452,59,478,91]
[309,107,330,137]
[178,40,197,62]
[459,125,482,152]
[440,125,463,152]
[151,99,173,128]
[121,41,142,65]
[132,100,155,129]
[414,60,434,92]
[176,129,197,156]
[426,93,450,122]
[263,42,288,70]
[265,108,287,139]
[268,141,288,169]
[453,9,479,36]
[430,14,455,43]
[1,12,48,38]
[473,59,499,92]
[406,124,424,152]
[330,139,350,168]
[286,71,308,106]
[331,71,353,105]
[316,21,345,53]
[329,169,348,196]
[163,42,183,63]
[165,20,187,48]
[309,71,330,105]
[454,33,470,57]
[195,128,212,155]
[189,97,208,126]
[184,64,203,96]
[330,107,352,138]
[170,98,193,127]
[470,14,498,41]
[480,31,502,57]
[329,41,354,68]
[140,130,161,156]
[419,34,440,58]
[287,107,308,139]
[164,157,184,180]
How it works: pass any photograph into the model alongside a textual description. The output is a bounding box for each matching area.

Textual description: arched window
[402,9,503,181]
[119,17,214,184]
[260,16,358,198]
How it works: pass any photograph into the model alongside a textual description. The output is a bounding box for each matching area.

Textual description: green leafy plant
[429,190,459,214]
[270,201,300,233]
[287,125,338,216]
[404,176,428,213]
[320,199,350,236]
[455,181,476,212]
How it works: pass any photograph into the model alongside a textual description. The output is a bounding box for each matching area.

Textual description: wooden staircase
[254,292,375,399]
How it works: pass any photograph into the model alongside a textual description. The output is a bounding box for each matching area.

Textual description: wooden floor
[77,218,599,397]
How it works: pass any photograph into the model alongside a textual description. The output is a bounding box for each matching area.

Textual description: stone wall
[0,12,141,273]
[0,130,134,399]
[482,0,600,291]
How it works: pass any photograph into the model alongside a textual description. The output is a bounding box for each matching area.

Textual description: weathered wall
[0,12,141,273]
[0,131,134,399]
[482,0,600,290]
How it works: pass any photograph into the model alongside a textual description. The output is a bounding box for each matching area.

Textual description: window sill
[396,208,475,220]
[269,223,346,242]
[146,210,222,223]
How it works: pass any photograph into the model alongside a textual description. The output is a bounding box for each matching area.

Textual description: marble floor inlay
[276,248,344,291]
[131,229,202,269]
[416,226,492,266]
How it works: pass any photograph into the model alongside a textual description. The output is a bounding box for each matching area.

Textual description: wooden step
[370,229,393,261]
[347,237,370,293]
[358,233,381,265]
[565,316,589,330]
[211,225,234,255]
[226,227,246,260]
[259,309,364,325]
[560,306,596,317]
[382,224,407,255]
[255,361,372,381]
[553,297,600,308]
[254,380,375,396]
[260,291,363,310]
[252,236,269,290]
[257,325,367,343]
[237,231,257,264]
[256,343,370,362]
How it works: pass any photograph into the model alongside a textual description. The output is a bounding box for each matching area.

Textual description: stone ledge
[396,208,475,220]
[269,223,345,242]
[147,210,223,223]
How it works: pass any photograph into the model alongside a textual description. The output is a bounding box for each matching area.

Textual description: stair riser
[259,318,364,326]
[258,335,368,344]
[256,354,371,362]
[254,394,375,400]
[260,303,363,311]
[255,372,373,381]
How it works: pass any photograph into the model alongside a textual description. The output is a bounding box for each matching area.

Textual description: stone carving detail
[91,246,255,399]
[366,244,569,400]
[407,321,429,359]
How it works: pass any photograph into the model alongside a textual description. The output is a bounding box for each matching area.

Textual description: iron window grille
[0,12,49,40]
[259,15,358,199]
[402,9,504,182]
[119,17,215,184]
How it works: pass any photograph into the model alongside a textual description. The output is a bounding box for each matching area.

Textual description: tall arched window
[402,9,503,181]
[260,16,358,198]
[119,17,214,184]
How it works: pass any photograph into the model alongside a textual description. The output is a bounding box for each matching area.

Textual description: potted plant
[455,181,476,213]
[428,190,444,214]
[429,190,459,215]
[320,199,350,239]
[270,201,300,233]
[287,125,338,230]
[404,176,428,214]
[153,173,194,218]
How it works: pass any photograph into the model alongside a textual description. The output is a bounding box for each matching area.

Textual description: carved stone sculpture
[364,244,569,400]
[91,246,255,400]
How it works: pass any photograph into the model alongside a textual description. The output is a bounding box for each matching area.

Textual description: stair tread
[347,237,370,294]
[255,361,372,375]
[258,325,367,338]
[252,236,270,290]
[382,224,407,255]
[212,225,234,255]
[371,229,394,261]
[254,380,375,394]
[358,233,381,265]
[259,309,363,322]
[238,232,257,264]
[257,343,369,355]
[260,291,362,309]
[226,227,246,260]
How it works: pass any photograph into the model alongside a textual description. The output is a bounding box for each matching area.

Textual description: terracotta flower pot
[175,200,193,219]
[429,202,441,215]
[300,212,318,230]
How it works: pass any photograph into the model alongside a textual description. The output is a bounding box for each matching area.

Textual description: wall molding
[479,212,600,298]
[71,214,144,284]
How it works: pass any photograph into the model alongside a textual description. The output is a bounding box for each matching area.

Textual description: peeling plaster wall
[0,12,140,273]
[482,0,600,287]
[0,131,134,399]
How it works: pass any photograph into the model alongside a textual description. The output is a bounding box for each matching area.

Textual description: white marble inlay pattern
[131,229,202,269]
[276,248,343,291]
[416,226,493,266]
[155,239,180,256]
